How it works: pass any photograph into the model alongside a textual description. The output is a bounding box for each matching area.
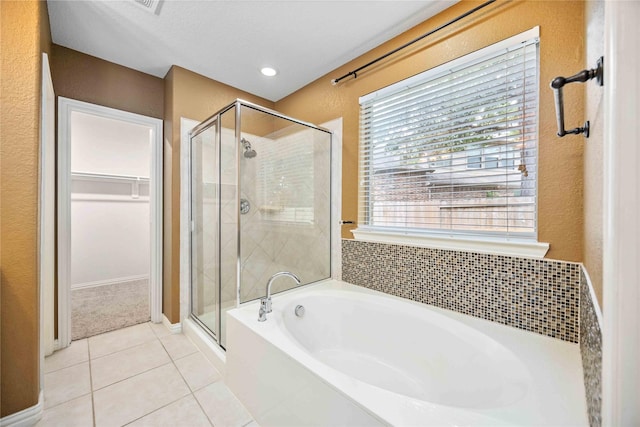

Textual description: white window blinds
[359,29,539,240]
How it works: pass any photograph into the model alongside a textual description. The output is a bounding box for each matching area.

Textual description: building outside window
[358,28,539,241]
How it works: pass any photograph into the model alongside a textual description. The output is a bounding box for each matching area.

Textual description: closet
[69,111,152,339]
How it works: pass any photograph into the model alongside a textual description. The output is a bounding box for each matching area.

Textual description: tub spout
[258,271,301,322]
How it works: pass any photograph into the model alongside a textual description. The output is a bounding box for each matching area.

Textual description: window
[358,29,539,242]
[256,130,316,224]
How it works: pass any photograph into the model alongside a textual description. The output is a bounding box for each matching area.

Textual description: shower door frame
[187,107,227,342]
[186,99,334,346]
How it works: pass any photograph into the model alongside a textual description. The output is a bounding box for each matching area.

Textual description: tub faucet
[258,271,301,322]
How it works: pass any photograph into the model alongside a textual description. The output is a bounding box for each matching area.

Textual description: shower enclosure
[189,100,332,348]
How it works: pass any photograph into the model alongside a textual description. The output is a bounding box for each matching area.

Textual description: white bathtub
[226,280,587,426]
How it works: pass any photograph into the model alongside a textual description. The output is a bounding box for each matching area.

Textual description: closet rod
[330,0,496,85]
[71,171,150,182]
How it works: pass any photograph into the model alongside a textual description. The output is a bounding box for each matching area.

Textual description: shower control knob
[240,198,250,214]
[295,305,305,317]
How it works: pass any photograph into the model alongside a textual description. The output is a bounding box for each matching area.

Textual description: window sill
[351,229,549,259]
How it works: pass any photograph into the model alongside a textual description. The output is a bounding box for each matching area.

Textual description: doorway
[57,98,163,347]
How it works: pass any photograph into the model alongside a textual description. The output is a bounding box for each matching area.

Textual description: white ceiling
[47,0,457,102]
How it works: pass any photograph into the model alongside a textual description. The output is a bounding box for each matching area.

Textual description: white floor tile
[36,394,93,427]
[174,351,222,392]
[149,321,172,338]
[93,363,190,427]
[44,362,91,409]
[159,333,198,361]
[194,382,253,427]
[127,395,211,427]
[89,323,156,359]
[44,339,89,373]
[91,339,171,390]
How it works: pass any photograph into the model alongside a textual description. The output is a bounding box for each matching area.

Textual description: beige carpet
[71,278,150,340]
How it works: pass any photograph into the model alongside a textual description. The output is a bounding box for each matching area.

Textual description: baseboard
[71,274,149,291]
[0,391,43,427]
[162,314,182,334]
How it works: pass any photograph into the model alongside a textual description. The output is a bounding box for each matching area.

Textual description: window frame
[354,27,549,258]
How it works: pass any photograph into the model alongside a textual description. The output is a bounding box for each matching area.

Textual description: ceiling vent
[133,0,162,15]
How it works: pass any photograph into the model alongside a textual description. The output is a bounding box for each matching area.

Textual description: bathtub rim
[226,278,588,426]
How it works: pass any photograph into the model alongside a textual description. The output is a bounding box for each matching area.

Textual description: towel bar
[550,56,603,138]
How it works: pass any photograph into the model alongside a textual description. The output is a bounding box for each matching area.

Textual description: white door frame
[602,1,640,424]
[57,98,163,348]
[39,52,55,390]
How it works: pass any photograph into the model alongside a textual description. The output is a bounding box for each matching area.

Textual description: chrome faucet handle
[258,297,270,322]
[263,297,272,313]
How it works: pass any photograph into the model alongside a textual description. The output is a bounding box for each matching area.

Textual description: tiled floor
[38,322,257,427]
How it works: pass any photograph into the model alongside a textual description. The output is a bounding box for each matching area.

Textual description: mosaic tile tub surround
[580,267,603,427]
[342,239,580,342]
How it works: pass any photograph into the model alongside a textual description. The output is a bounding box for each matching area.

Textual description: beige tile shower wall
[240,129,331,302]
[342,239,580,342]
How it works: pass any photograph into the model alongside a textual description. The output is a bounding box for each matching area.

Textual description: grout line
[132,330,217,424]
[40,390,93,411]
[43,357,90,375]
[169,335,219,427]
[91,361,174,393]
[87,326,157,360]
[91,336,161,363]
[191,386,215,427]
[98,334,189,426]
[121,394,192,426]
[54,322,246,427]
[87,341,97,427]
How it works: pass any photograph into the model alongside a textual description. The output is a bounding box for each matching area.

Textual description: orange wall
[163,66,274,322]
[276,0,586,262]
[50,45,164,119]
[0,0,51,416]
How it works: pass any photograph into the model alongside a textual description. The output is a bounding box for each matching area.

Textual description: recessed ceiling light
[261,67,277,77]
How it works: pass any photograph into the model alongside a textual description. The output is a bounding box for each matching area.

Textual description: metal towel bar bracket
[550,56,604,138]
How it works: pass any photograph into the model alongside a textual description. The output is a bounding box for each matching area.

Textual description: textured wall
[0,0,51,417]
[583,0,605,306]
[276,1,586,263]
[50,44,164,119]
[163,66,274,322]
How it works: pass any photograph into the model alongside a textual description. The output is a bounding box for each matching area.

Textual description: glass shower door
[190,119,219,337]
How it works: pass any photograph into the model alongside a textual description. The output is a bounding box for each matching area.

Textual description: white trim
[57,98,72,348]
[0,391,43,427]
[71,274,150,290]
[321,118,343,281]
[183,318,226,376]
[149,105,164,325]
[351,228,549,259]
[39,53,56,398]
[162,314,182,334]
[360,26,540,103]
[602,1,640,424]
[57,98,164,348]
[180,117,199,323]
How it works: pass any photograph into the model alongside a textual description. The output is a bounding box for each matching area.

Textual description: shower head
[241,138,257,159]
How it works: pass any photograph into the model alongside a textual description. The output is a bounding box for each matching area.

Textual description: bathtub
[226,280,587,426]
